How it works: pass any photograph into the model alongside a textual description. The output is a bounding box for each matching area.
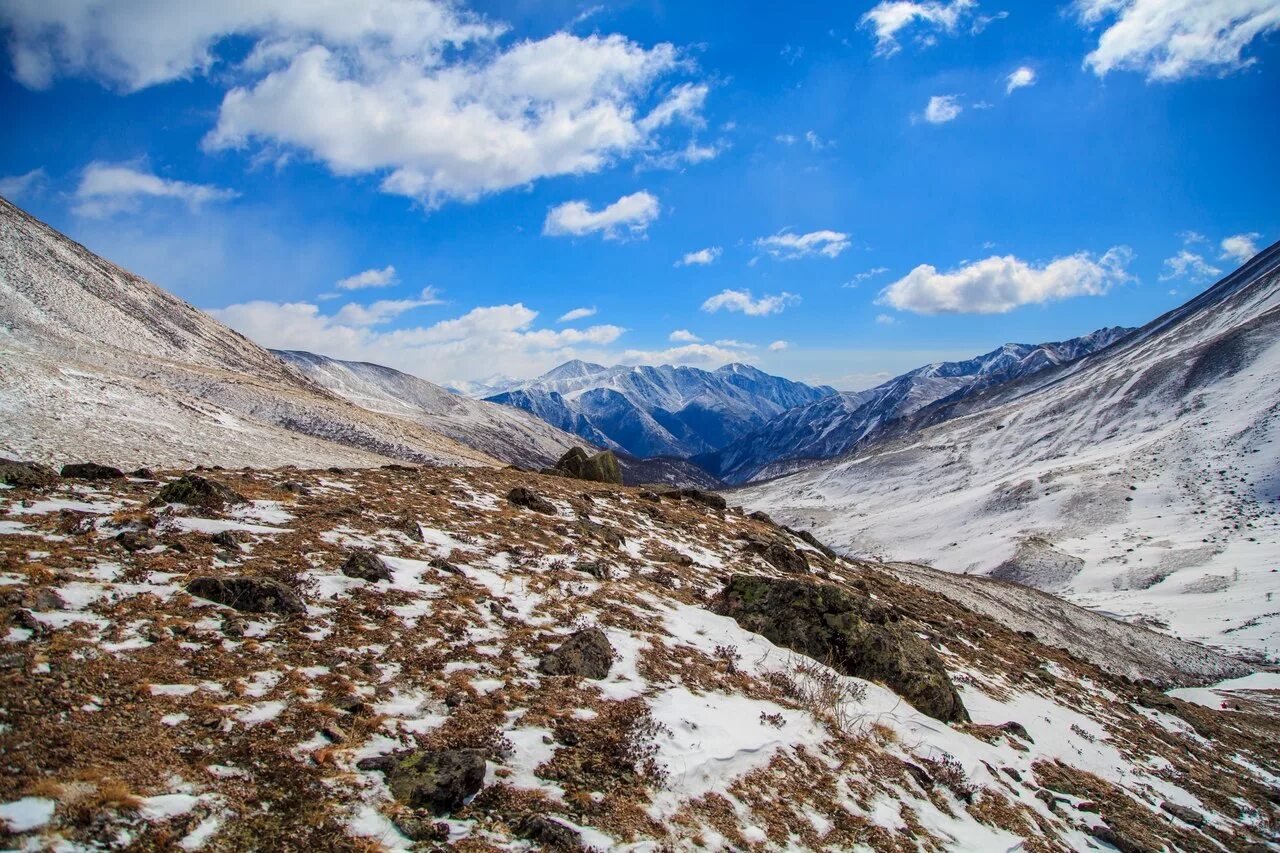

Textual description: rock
[547,447,623,485]
[713,575,968,723]
[116,530,159,552]
[60,462,125,480]
[743,538,809,574]
[0,458,58,488]
[392,813,449,842]
[130,468,155,479]
[186,576,306,615]
[321,722,347,743]
[903,761,932,790]
[277,480,311,495]
[997,721,1033,743]
[507,486,557,515]
[574,561,611,581]
[516,814,583,850]
[538,628,614,679]
[211,529,249,550]
[31,588,66,611]
[674,488,727,510]
[430,556,464,576]
[392,515,423,542]
[579,520,625,548]
[12,609,41,633]
[222,617,245,638]
[1089,825,1152,853]
[748,510,774,524]
[155,475,247,509]
[341,549,393,582]
[357,749,487,816]
[784,526,839,559]
[637,490,661,502]
[333,694,366,715]
[1159,800,1204,827]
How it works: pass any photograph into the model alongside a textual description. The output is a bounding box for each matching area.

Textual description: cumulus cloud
[1006,66,1036,93]
[617,343,752,368]
[669,329,701,342]
[768,340,790,351]
[923,94,963,123]
[754,229,850,260]
[0,3,711,207]
[876,247,1133,314]
[209,299,626,383]
[558,306,597,322]
[72,162,237,218]
[0,167,46,200]
[1075,0,1280,81]
[676,246,721,266]
[336,265,397,291]
[860,0,996,56]
[701,289,800,316]
[1220,232,1262,265]
[1160,249,1221,283]
[543,191,660,239]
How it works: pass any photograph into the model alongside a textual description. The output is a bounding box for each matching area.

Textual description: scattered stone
[392,514,424,541]
[748,510,774,524]
[0,458,58,488]
[1160,800,1205,827]
[507,486,557,515]
[60,462,125,480]
[357,749,487,816]
[341,549,393,582]
[155,474,247,509]
[321,722,347,743]
[574,561,611,581]
[637,490,661,502]
[673,488,727,510]
[997,721,1033,743]
[31,588,66,611]
[430,556,464,576]
[546,447,623,485]
[1089,825,1150,853]
[538,628,614,680]
[12,609,41,633]
[714,575,968,723]
[130,468,155,479]
[392,813,450,842]
[784,526,839,559]
[516,814,583,850]
[222,617,245,638]
[211,529,250,550]
[579,520,625,548]
[186,576,306,615]
[116,530,159,552]
[277,480,311,495]
[333,694,366,715]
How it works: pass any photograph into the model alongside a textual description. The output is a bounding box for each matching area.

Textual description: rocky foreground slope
[1,463,1277,851]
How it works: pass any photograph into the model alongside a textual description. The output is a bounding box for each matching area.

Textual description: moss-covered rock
[714,574,968,723]
[0,457,58,488]
[547,447,623,485]
[60,462,125,480]
[155,474,246,509]
[186,575,305,615]
[358,749,487,815]
[539,628,614,679]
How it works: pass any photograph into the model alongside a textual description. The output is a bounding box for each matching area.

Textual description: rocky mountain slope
[738,240,1280,662]
[702,328,1132,484]
[1,464,1275,851]
[0,198,499,472]
[487,361,835,459]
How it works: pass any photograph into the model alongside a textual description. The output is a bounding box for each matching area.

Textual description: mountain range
[486,361,836,458]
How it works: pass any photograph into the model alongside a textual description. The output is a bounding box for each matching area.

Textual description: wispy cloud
[336,265,398,291]
[701,289,799,316]
[754,229,850,260]
[72,162,237,218]
[1005,66,1036,93]
[558,307,598,323]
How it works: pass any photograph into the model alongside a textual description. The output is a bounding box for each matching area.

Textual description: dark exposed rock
[743,538,809,574]
[341,549,393,582]
[516,814,583,850]
[60,462,125,480]
[392,514,423,541]
[357,749,487,815]
[538,628,614,679]
[155,475,247,509]
[714,575,968,723]
[115,530,159,552]
[31,588,66,611]
[508,486,557,515]
[186,576,306,615]
[392,813,450,842]
[748,510,774,524]
[579,520,625,548]
[997,721,1033,743]
[430,556,464,576]
[211,529,250,549]
[277,480,311,495]
[547,447,623,485]
[12,609,42,633]
[1159,800,1204,827]
[574,561,611,580]
[222,617,245,638]
[130,468,155,479]
[663,487,726,510]
[903,761,932,790]
[0,458,58,488]
[1089,825,1152,853]
[784,526,838,559]
[637,490,661,502]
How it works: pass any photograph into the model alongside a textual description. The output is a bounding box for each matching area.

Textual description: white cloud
[669,329,701,342]
[1006,65,1036,93]
[210,299,626,382]
[876,247,1133,314]
[558,306,597,322]
[1075,0,1280,81]
[714,338,757,348]
[844,267,890,287]
[336,265,397,291]
[543,191,660,239]
[617,343,752,368]
[768,340,790,351]
[1160,249,1221,283]
[861,0,999,56]
[701,288,800,316]
[72,162,237,218]
[875,313,898,325]
[923,94,963,123]
[805,131,833,150]
[332,287,442,326]
[754,229,850,260]
[775,133,798,145]
[676,246,721,266]
[1220,232,1262,265]
[0,167,46,200]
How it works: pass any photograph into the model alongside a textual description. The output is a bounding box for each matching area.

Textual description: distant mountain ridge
[700,327,1134,483]
[486,361,836,458]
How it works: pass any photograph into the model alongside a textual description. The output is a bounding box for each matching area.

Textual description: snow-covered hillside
[738,241,1280,661]
[703,328,1132,484]
[487,360,835,458]
[0,198,496,471]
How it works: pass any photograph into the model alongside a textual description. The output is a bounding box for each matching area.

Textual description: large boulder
[186,575,306,615]
[538,628,614,679]
[60,462,125,480]
[155,475,247,509]
[357,749,487,815]
[742,536,809,574]
[0,458,58,488]
[547,447,623,485]
[507,486,557,515]
[341,549,393,582]
[714,575,968,723]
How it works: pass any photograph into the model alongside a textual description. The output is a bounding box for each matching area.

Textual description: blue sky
[2,0,1277,390]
